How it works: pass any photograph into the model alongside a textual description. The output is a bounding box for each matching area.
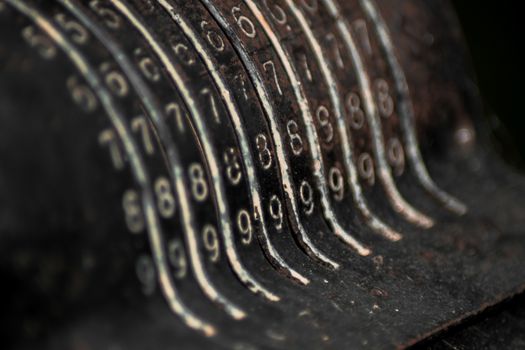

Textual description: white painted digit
[255,134,273,170]
[67,76,98,112]
[346,92,365,130]
[89,0,122,29]
[131,116,155,155]
[201,20,225,52]
[299,53,313,82]
[200,88,220,124]
[134,48,161,82]
[136,254,156,296]
[165,102,186,134]
[223,147,243,185]
[263,60,282,96]
[387,138,405,176]
[189,163,209,202]
[375,78,394,118]
[54,13,89,45]
[316,105,334,145]
[21,26,56,59]
[232,6,257,38]
[100,63,129,97]
[122,189,145,233]
[237,209,253,245]
[202,225,220,263]
[358,152,375,185]
[99,128,125,170]
[154,176,176,219]
[263,0,288,25]
[167,238,188,279]
[329,166,344,201]
[287,120,304,156]
[299,180,314,215]
[171,41,195,66]
[269,195,283,231]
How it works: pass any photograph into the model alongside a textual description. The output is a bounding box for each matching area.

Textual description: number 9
[202,225,220,263]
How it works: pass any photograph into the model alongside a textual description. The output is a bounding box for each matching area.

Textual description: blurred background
[452,1,524,169]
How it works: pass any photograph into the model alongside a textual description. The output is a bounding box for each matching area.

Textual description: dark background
[452,1,525,169]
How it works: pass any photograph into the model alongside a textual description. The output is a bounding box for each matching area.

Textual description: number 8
[154,177,176,219]
[189,163,209,202]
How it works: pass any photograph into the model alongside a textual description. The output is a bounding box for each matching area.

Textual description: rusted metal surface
[0,0,524,349]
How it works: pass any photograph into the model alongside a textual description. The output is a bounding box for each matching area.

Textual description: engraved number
[223,147,243,185]
[135,49,161,82]
[287,120,304,156]
[346,92,365,129]
[200,88,220,124]
[89,0,122,29]
[316,105,334,145]
[131,116,155,155]
[375,79,394,118]
[136,255,156,296]
[99,128,125,170]
[189,163,208,202]
[232,6,257,38]
[299,53,313,82]
[300,180,314,215]
[263,0,287,25]
[329,166,344,201]
[358,153,375,185]
[269,195,283,231]
[237,209,253,245]
[255,134,273,170]
[100,63,129,97]
[387,138,405,176]
[263,60,282,96]
[123,189,145,234]
[165,102,186,133]
[202,225,220,263]
[168,238,187,279]
[21,26,56,59]
[154,177,176,219]
[171,41,195,66]
[201,20,225,52]
[67,76,98,113]
[54,13,89,45]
